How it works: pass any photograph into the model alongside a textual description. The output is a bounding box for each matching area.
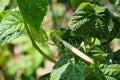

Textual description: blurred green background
[0,0,70,80]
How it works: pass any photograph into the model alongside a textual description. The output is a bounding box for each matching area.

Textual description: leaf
[109,0,115,4]
[70,3,111,43]
[17,0,48,42]
[69,0,87,8]
[99,64,120,80]
[90,45,113,63]
[85,67,107,80]
[0,9,24,45]
[39,73,50,80]
[0,10,9,22]
[110,19,120,39]
[112,50,120,63]
[0,52,10,66]
[115,0,120,12]
[0,0,10,13]
[50,54,87,80]
[90,45,108,63]
[109,0,120,13]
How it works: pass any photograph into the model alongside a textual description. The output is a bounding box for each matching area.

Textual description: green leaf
[109,0,115,4]
[99,64,120,80]
[69,0,87,8]
[0,52,10,66]
[90,45,113,63]
[109,0,120,13]
[0,10,9,22]
[85,62,107,80]
[0,0,10,13]
[110,19,120,39]
[90,45,108,63]
[113,50,120,63]
[115,0,120,12]
[85,67,107,80]
[70,3,111,43]
[50,55,87,80]
[38,73,50,80]
[17,0,48,42]
[0,10,24,45]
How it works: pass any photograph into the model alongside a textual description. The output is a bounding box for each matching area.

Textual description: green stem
[24,22,56,63]
[53,33,93,64]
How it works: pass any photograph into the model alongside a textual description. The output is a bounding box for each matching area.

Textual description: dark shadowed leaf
[115,0,120,12]
[109,0,115,4]
[89,45,113,64]
[112,50,120,63]
[70,3,111,43]
[85,67,107,80]
[110,19,120,40]
[109,0,120,13]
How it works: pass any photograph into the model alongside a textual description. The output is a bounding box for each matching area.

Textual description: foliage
[17,0,48,42]
[0,0,10,13]
[0,9,24,45]
[50,54,87,80]
[0,0,120,80]
[70,3,111,44]
[69,0,87,8]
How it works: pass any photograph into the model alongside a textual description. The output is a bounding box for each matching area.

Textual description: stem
[24,22,56,63]
[53,33,93,64]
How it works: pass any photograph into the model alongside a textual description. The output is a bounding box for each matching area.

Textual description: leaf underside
[0,0,10,13]
[0,10,24,45]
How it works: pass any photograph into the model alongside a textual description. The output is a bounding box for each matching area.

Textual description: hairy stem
[24,22,56,63]
[53,33,93,64]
